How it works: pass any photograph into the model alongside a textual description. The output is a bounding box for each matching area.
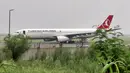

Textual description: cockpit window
[23,30,25,34]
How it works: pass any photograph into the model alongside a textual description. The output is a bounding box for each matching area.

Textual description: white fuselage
[13,15,116,41]
[14,28,97,39]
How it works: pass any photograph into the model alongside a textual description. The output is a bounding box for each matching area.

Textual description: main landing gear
[76,38,89,48]
[59,42,63,48]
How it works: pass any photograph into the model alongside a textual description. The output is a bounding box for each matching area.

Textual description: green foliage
[52,48,72,65]
[101,61,126,73]
[0,29,130,73]
[0,60,16,73]
[4,34,31,61]
[0,53,102,73]
[89,29,127,73]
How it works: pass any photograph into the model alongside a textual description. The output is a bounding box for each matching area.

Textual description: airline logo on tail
[97,15,113,30]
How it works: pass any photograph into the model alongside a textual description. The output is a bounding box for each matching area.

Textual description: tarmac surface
[0,42,89,48]
[32,42,89,48]
[0,33,90,49]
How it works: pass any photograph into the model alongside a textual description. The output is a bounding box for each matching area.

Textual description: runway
[0,33,89,48]
[0,42,89,49]
[31,42,89,48]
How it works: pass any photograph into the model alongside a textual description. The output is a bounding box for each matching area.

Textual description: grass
[0,60,102,73]
[0,61,76,73]
[0,60,72,73]
[0,48,103,73]
[1,46,128,73]
[0,32,130,73]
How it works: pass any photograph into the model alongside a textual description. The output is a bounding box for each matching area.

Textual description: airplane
[13,15,121,44]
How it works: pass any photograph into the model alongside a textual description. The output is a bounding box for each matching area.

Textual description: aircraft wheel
[59,42,63,48]
[76,41,81,48]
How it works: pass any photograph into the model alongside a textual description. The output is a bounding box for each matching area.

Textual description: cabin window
[23,30,25,34]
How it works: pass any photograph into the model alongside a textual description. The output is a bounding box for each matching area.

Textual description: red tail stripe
[97,15,113,29]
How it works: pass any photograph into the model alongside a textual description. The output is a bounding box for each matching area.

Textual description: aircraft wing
[62,27,121,39]
[62,32,95,39]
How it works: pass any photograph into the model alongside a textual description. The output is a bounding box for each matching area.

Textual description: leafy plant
[102,61,126,73]
[4,34,32,61]
[89,29,127,73]
[0,60,16,73]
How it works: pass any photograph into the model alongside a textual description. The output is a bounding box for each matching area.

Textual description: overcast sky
[0,0,129,34]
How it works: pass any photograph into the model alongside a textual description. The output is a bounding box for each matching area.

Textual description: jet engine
[56,36,70,42]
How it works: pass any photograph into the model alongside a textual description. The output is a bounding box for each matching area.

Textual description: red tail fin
[97,15,113,30]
